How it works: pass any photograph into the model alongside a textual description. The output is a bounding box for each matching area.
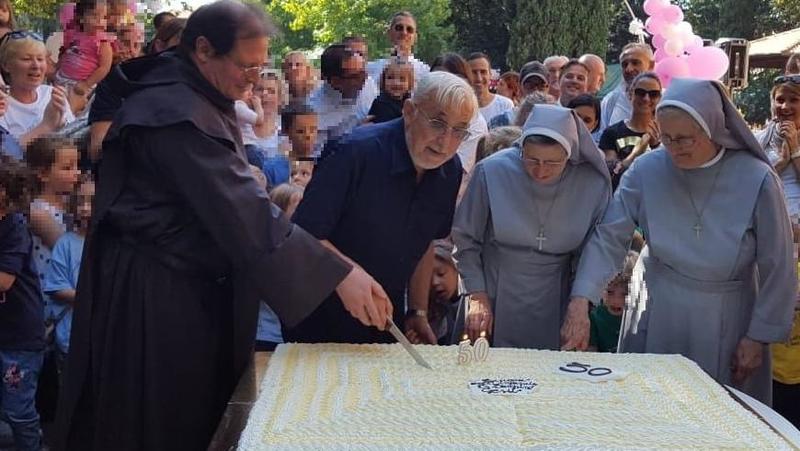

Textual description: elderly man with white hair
[287,71,478,345]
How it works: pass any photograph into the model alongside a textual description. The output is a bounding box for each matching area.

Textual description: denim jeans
[0,349,43,451]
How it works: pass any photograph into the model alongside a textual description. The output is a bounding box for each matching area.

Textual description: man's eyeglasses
[633,88,662,99]
[415,105,471,142]
[393,24,415,34]
[775,74,800,85]
[227,57,264,82]
[518,149,567,168]
[661,135,697,148]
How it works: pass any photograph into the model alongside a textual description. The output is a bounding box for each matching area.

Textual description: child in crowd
[42,174,93,374]
[567,94,602,142]
[263,103,318,188]
[251,183,305,351]
[24,136,79,325]
[289,160,314,188]
[427,239,462,345]
[237,71,282,170]
[474,126,521,164]
[0,0,16,40]
[0,157,45,451]
[57,0,114,93]
[368,59,414,124]
[590,251,639,353]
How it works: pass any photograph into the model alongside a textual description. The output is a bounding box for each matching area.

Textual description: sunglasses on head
[775,74,800,85]
[633,88,661,99]
[393,24,415,34]
[0,30,43,47]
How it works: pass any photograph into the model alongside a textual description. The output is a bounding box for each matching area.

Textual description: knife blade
[386,318,432,369]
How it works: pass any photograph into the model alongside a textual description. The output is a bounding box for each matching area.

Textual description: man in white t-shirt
[467,52,514,124]
[599,43,655,134]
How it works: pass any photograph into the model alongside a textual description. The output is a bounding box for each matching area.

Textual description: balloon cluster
[643,0,729,87]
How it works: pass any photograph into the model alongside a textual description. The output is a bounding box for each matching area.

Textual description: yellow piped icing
[238,343,792,450]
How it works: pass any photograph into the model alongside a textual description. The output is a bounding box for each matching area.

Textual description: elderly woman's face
[402,99,472,172]
[5,43,47,90]
[657,108,717,169]
[773,85,800,127]
[520,140,569,184]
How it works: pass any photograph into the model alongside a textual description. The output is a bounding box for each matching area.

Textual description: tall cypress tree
[506,0,611,70]
[450,0,514,70]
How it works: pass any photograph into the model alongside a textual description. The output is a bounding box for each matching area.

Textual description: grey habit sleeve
[571,159,641,303]
[144,123,351,327]
[748,173,797,343]
[452,163,491,294]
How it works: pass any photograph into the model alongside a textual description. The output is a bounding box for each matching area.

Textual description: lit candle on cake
[473,331,490,362]
[457,334,472,365]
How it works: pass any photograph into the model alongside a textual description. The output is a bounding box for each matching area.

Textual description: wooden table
[208,352,271,451]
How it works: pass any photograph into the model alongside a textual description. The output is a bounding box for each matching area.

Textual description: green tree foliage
[506,0,611,70]
[449,0,514,70]
[678,0,789,41]
[11,0,61,21]
[265,0,452,64]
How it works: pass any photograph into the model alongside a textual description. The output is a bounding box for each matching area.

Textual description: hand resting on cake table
[560,297,591,351]
[466,292,493,342]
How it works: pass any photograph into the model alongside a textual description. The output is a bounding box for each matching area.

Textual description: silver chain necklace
[532,169,567,251]
[676,151,726,239]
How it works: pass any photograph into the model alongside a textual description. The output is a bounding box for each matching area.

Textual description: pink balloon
[655,56,690,88]
[686,46,730,80]
[652,34,667,50]
[645,16,666,36]
[657,5,685,24]
[664,39,684,57]
[654,48,669,62]
[685,35,704,53]
[643,0,670,16]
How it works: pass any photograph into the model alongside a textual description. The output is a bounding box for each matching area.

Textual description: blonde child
[475,126,522,164]
[368,58,414,124]
[0,0,16,40]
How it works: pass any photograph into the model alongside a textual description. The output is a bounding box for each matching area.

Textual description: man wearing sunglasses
[287,71,477,346]
[55,3,392,450]
[366,11,430,84]
[310,43,378,152]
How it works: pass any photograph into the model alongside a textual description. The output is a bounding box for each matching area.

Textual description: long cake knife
[386,318,432,369]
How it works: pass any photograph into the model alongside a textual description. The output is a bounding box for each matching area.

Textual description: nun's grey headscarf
[518,104,611,183]
[657,78,769,165]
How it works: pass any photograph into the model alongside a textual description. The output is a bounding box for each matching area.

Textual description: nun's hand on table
[466,292,493,342]
[560,297,591,351]
[731,336,765,385]
[404,316,437,345]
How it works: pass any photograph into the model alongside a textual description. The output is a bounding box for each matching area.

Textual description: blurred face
[194,36,269,101]
[42,147,80,195]
[430,256,458,304]
[388,16,417,54]
[545,60,564,87]
[520,140,568,184]
[256,77,280,114]
[604,282,627,316]
[574,105,598,132]
[468,57,492,97]
[403,99,472,172]
[522,76,548,95]
[773,85,800,128]
[621,49,653,85]
[82,3,108,33]
[496,78,513,99]
[330,55,366,99]
[282,53,310,86]
[629,77,662,116]
[116,27,144,62]
[384,66,411,99]
[0,4,10,26]
[286,114,318,157]
[657,109,718,169]
[5,42,47,91]
[346,41,368,61]
[559,65,588,101]
[290,162,313,188]
[0,89,8,116]
[583,59,606,94]
[75,180,95,230]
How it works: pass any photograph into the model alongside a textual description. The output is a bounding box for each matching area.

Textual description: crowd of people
[0,0,799,449]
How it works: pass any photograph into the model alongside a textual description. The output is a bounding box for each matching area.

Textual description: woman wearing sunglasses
[598,72,662,191]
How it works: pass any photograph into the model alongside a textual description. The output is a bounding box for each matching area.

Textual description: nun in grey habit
[570,78,797,404]
[452,104,611,349]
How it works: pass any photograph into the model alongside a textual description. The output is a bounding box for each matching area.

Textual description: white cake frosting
[238,343,791,450]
